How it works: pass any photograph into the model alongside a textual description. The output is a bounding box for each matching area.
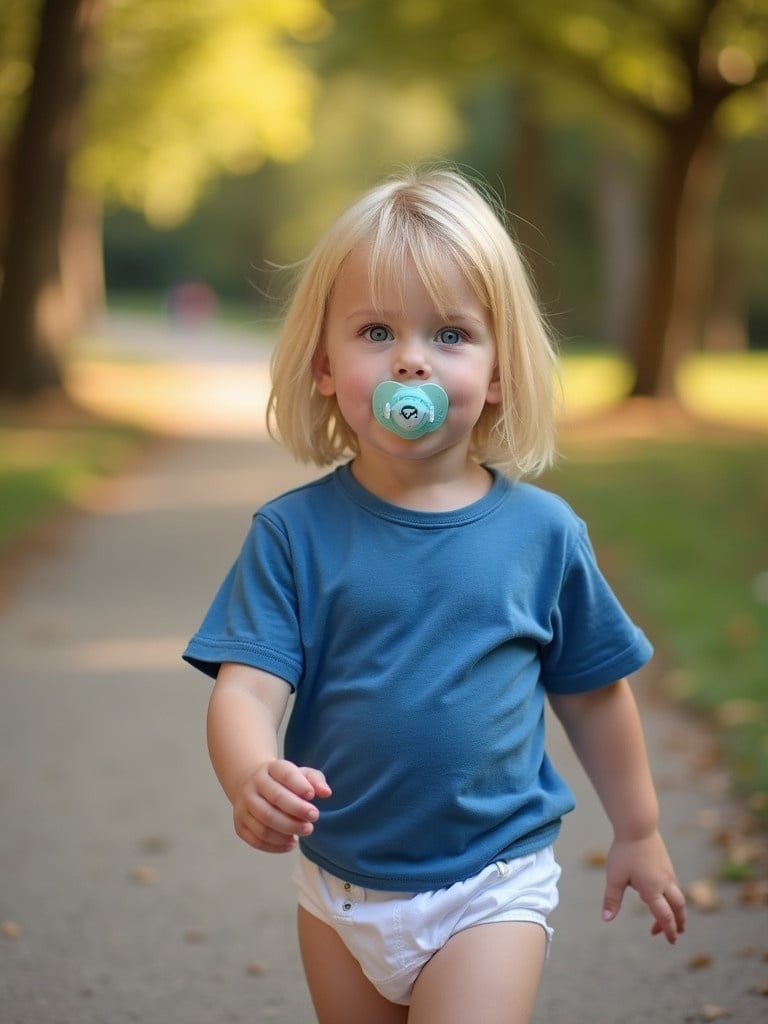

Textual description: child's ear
[312,346,335,396]
[485,365,502,405]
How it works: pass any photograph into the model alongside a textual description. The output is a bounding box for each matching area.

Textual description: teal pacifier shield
[372,382,449,439]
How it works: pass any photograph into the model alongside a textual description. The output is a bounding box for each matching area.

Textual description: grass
[542,435,768,822]
[547,347,768,829]
[0,404,145,550]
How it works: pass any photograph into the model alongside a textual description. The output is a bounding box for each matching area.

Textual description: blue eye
[437,327,464,346]
[364,325,392,343]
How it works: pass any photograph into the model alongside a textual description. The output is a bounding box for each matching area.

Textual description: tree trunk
[660,130,725,368]
[594,144,642,352]
[629,97,723,397]
[706,254,749,350]
[0,0,104,398]
[705,228,749,352]
[499,86,556,313]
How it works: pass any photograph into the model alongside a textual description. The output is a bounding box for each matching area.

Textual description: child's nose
[393,338,431,379]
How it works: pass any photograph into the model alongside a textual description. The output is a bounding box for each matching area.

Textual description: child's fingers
[646,894,678,943]
[647,884,686,943]
[235,790,315,850]
[237,816,298,853]
[298,765,333,799]
[267,759,319,801]
[256,767,320,825]
[601,879,625,922]
[233,760,331,853]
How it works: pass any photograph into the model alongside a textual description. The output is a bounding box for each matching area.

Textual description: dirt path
[1,315,766,1022]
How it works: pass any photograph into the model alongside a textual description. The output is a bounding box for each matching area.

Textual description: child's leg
[408,921,547,1024]
[297,906,409,1024]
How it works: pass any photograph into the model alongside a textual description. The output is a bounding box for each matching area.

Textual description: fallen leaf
[747,791,768,814]
[246,961,268,976]
[139,835,173,855]
[739,880,768,907]
[712,827,763,876]
[712,828,761,858]
[127,865,157,885]
[751,983,768,997]
[685,1005,732,1021]
[737,944,761,958]
[583,849,608,868]
[686,879,722,912]
[1,921,20,939]
[687,953,713,970]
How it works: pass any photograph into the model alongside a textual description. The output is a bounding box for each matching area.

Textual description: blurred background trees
[1,0,766,399]
[0,0,331,394]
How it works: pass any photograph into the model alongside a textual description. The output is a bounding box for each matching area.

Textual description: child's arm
[548,678,686,944]
[207,661,331,853]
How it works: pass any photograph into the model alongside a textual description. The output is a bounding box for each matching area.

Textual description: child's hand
[232,759,332,854]
[602,831,686,944]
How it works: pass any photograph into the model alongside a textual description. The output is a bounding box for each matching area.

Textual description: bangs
[362,200,488,318]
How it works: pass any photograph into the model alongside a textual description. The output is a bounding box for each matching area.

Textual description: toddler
[184,167,685,1024]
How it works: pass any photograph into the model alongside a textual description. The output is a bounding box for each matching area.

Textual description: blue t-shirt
[184,464,652,891]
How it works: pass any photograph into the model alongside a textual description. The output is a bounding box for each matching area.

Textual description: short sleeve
[182,513,304,686]
[541,523,653,694]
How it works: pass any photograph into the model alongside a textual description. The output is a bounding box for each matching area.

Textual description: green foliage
[1,0,334,227]
[0,418,144,546]
[0,0,38,144]
[250,74,463,263]
[8,0,766,358]
[323,0,768,133]
[543,429,768,811]
[0,465,70,545]
[77,0,332,225]
[103,72,463,303]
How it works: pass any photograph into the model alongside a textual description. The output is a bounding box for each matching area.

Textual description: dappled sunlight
[559,352,768,437]
[678,354,768,430]
[68,359,272,438]
[79,0,331,227]
[558,353,633,417]
[65,349,768,452]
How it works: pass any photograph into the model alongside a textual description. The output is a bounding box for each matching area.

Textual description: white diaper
[293,845,561,1005]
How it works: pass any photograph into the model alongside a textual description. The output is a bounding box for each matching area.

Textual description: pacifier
[372,381,449,439]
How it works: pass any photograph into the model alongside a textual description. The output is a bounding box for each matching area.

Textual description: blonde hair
[267,166,559,478]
